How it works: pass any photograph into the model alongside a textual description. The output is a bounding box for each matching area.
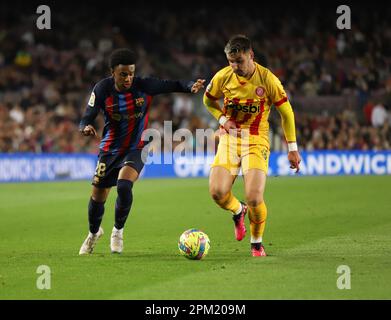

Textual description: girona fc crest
[255,86,265,97]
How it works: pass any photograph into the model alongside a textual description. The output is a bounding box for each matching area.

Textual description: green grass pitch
[0,176,390,299]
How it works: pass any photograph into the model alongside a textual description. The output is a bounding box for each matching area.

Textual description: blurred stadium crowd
[1,2,391,153]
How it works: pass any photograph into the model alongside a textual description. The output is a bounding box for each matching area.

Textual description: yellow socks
[248,201,267,243]
[215,192,241,214]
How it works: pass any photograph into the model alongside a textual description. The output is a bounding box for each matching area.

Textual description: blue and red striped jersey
[80,76,194,155]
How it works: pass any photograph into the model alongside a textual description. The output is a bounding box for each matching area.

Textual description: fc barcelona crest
[135,98,145,106]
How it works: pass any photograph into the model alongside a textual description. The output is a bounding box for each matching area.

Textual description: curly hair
[108,48,137,69]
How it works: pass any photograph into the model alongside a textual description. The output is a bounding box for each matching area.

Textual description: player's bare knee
[210,189,224,202]
[246,194,264,208]
[209,187,228,202]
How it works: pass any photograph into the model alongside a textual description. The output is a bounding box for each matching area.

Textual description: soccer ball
[178,229,210,260]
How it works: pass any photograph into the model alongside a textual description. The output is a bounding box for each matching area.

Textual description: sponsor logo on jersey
[226,104,260,113]
[111,112,144,121]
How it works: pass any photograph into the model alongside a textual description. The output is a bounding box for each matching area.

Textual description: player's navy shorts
[92,148,147,188]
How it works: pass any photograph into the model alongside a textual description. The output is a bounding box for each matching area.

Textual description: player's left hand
[191,79,206,93]
[288,151,301,173]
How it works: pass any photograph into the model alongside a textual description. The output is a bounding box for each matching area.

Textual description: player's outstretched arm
[137,77,205,95]
[190,79,206,93]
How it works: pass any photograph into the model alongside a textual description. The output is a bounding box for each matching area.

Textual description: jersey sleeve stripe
[274,97,288,107]
[205,92,219,100]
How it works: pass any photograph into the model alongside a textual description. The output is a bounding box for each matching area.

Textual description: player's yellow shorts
[211,134,270,176]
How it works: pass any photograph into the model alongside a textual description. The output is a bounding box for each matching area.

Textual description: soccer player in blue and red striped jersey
[78,48,205,255]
